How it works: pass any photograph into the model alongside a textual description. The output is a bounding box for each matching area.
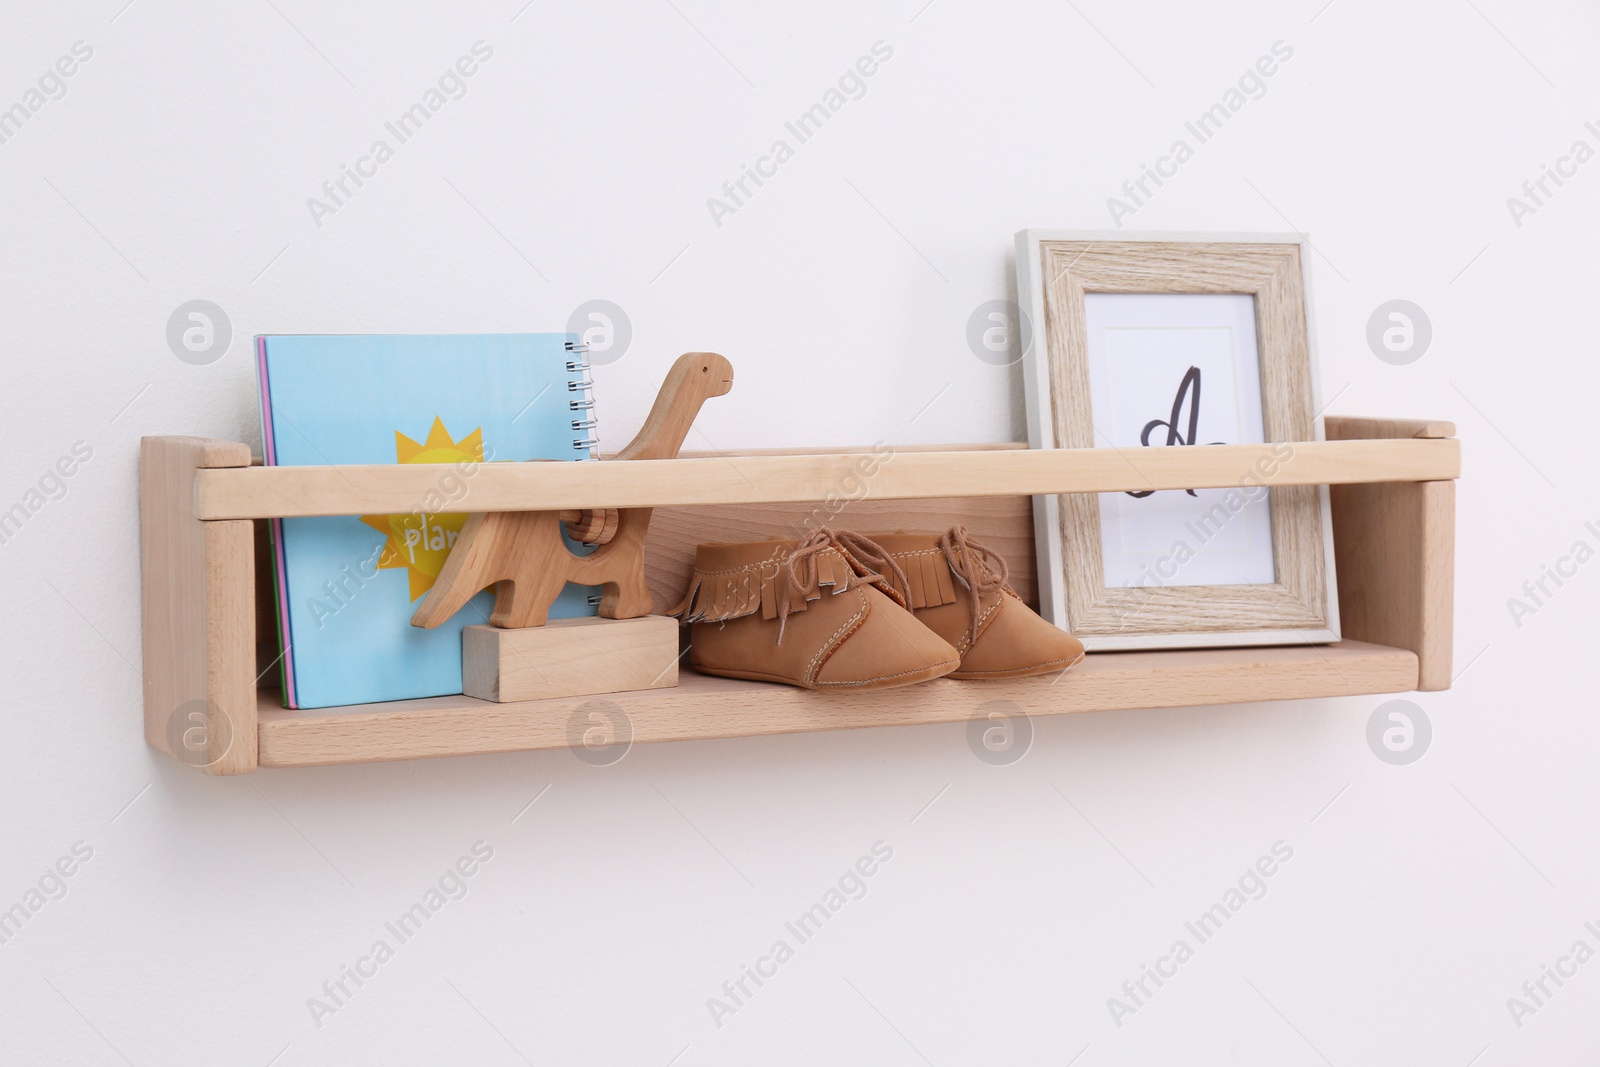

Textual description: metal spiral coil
[565,339,599,455]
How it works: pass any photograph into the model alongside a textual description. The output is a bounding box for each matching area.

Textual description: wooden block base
[462,615,680,703]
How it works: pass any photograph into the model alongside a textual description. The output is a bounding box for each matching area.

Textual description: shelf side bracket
[1326,416,1456,691]
[140,436,258,773]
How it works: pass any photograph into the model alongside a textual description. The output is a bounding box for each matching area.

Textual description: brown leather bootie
[866,527,1086,679]
[673,530,960,690]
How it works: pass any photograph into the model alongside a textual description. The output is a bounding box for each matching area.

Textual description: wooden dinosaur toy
[411,351,734,630]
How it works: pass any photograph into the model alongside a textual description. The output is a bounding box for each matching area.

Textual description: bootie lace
[937,525,1015,637]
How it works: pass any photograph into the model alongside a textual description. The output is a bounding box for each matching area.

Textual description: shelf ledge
[256,640,1418,768]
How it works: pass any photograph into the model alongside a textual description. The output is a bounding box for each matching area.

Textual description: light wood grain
[411,353,734,629]
[411,506,657,628]
[1326,419,1455,690]
[462,615,680,701]
[577,442,1024,548]
[140,437,258,774]
[1325,415,1455,440]
[144,416,1457,774]
[645,494,1038,613]
[257,640,1418,767]
[195,439,1459,519]
[1033,237,1334,647]
[242,494,1041,638]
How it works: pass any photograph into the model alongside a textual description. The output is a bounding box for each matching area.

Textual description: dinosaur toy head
[687,351,735,397]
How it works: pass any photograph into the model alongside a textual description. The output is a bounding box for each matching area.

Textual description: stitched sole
[691,658,960,691]
[947,650,1087,680]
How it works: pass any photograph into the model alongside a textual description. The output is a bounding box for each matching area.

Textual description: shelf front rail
[193,438,1459,519]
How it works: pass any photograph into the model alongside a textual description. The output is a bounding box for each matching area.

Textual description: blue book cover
[257,333,598,709]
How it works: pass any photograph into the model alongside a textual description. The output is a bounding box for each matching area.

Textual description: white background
[2,1,1598,1064]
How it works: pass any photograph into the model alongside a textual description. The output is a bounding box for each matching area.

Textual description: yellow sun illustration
[360,417,484,601]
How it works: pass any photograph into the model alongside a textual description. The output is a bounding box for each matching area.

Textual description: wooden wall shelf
[139,415,1458,774]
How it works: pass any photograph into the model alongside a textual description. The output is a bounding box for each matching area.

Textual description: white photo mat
[1088,292,1276,589]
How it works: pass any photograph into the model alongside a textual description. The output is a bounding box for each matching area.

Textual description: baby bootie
[673,530,960,690]
[866,526,1085,679]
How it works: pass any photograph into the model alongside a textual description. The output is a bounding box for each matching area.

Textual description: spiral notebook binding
[564,340,600,457]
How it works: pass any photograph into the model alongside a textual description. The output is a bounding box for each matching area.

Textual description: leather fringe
[672,548,857,623]
[885,549,959,610]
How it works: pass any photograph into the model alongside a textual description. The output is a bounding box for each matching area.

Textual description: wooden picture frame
[1015,230,1339,650]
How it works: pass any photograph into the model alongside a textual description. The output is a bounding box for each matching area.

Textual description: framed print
[1015,230,1339,650]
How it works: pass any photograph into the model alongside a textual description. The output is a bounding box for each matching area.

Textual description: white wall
[3,0,1597,1062]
